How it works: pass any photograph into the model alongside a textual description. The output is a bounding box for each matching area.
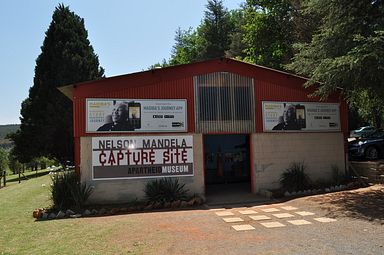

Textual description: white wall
[252,132,345,192]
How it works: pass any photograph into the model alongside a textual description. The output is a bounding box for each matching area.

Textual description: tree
[12,5,104,164]
[0,148,9,174]
[287,0,384,127]
[168,27,203,65]
[168,0,235,65]
[197,0,234,60]
[241,0,299,69]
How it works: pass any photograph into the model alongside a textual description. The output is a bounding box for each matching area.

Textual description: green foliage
[241,0,296,69]
[280,162,311,192]
[11,4,104,164]
[331,164,345,186]
[51,170,93,210]
[287,0,384,127]
[144,178,189,203]
[168,0,236,64]
[169,27,203,65]
[0,148,9,174]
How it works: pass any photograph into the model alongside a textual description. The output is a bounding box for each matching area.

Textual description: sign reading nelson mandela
[92,136,194,180]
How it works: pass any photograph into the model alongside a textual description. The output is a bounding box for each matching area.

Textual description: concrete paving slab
[222,217,244,223]
[259,221,286,228]
[231,224,255,231]
[280,206,298,211]
[288,219,312,225]
[261,208,280,213]
[215,211,235,216]
[295,211,315,216]
[249,215,271,221]
[313,217,337,223]
[272,213,295,218]
[238,210,258,215]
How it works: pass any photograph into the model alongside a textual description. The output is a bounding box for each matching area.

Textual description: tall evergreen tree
[12,5,104,163]
[197,0,234,60]
[167,0,236,65]
[287,0,384,127]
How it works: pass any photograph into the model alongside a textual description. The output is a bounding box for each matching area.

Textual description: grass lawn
[0,174,154,255]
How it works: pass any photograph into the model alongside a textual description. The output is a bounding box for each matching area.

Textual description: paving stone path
[212,204,337,231]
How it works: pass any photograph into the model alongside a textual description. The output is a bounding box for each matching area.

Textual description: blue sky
[0,0,243,125]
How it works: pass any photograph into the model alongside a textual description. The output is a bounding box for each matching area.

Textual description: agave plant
[280,162,311,192]
[144,178,188,203]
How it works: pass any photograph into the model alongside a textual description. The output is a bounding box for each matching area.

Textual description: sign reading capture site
[92,136,194,180]
[86,99,187,133]
[263,101,340,132]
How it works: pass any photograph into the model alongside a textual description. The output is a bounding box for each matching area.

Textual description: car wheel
[365,146,379,160]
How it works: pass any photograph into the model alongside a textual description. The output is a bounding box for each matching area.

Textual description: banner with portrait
[86,99,187,133]
[263,101,340,132]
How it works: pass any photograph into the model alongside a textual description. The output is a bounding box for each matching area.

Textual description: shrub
[144,178,188,203]
[280,162,311,192]
[51,170,93,210]
[331,164,345,185]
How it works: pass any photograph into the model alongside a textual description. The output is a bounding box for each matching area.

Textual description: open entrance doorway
[204,134,251,202]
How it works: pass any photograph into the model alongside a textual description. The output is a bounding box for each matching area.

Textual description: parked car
[350,126,376,138]
[349,130,384,160]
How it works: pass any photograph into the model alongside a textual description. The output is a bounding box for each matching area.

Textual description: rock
[110,208,120,215]
[56,210,66,219]
[98,208,107,215]
[180,201,188,208]
[48,212,56,220]
[65,209,75,216]
[291,191,297,196]
[69,214,82,218]
[91,209,98,215]
[144,203,154,211]
[42,212,48,220]
[153,202,163,209]
[171,200,181,208]
[284,191,290,197]
[325,188,330,192]
[83,209,91,216]
[33,208,44,219]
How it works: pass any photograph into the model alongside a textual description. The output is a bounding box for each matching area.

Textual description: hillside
[0,124,20,149]
[0,124,20,139]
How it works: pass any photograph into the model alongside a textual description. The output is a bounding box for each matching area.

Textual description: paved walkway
[212,204,337,231]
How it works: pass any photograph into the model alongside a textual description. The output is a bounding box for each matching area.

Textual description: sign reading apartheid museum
[86,99,187,133]
[92,136,194,180]
[262,101,340,132]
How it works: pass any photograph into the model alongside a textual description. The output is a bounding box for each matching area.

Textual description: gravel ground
[100,185,384,255]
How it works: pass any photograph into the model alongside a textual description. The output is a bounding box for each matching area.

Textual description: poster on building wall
[92,136,194,180]
[262,101,340,132]
[86,99,187,133]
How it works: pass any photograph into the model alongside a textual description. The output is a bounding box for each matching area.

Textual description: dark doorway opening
[204,134,251,198]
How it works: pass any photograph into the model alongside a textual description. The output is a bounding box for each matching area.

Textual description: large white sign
[92,136,194,180]
[86,99,187,133]
[263,101,340,132]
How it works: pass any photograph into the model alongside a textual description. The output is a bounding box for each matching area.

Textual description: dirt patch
[306,184,384,224]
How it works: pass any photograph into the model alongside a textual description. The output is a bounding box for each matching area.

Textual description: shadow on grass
[6,171,50,183]
[309,185,384,223]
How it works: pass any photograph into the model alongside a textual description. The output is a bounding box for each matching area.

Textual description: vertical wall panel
[194,72,255,133]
